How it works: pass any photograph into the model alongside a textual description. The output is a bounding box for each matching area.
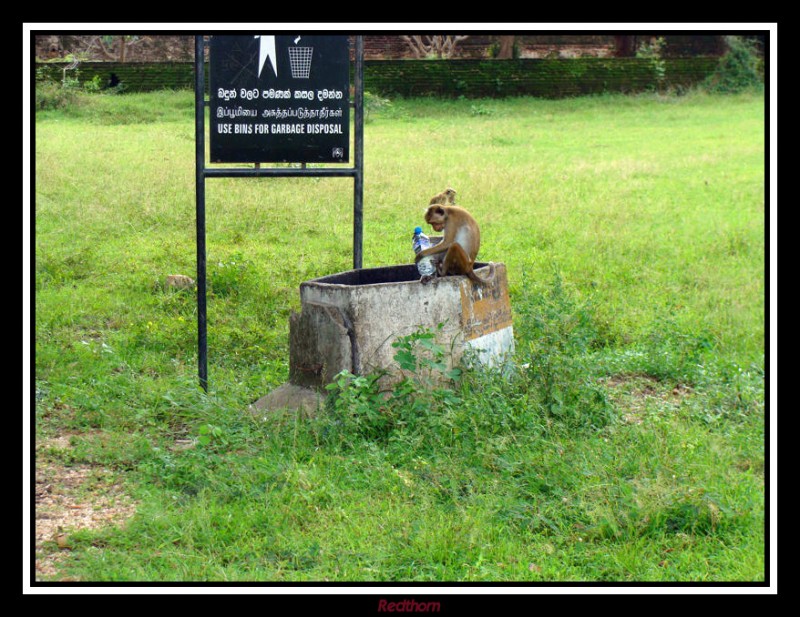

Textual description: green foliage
[35,70,81,111]
[705,36,764,93]
[322,370,393,445]
[636,37,667,86]
[35,57,721,99]
[35,64,125,113]
[363,90,392,122]
[391,323,462,384]
[320,324,463,450]
[469,102,494,116]
[208,254,251,298]
[321,278,618,457]
[514,269,614,430]
[83,74,103,94]
[364,57,719,98]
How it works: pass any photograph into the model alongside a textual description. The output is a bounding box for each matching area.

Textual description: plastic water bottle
[413,226,436,277]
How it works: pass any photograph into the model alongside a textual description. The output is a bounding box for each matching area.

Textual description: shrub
[320,324,463,451]
[514,269,613,431]
[636,37,667,87]
[35,78,80,111]
[705,36,763,93]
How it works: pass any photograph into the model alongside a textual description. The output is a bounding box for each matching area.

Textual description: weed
[320,324,463,451]
[514,268,614,430]
[208,254,251,298]
[470,103,494,116]
[364,91,392,122]
[391,323,462,385]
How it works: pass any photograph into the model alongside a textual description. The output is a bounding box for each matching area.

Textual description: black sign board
[195,35,364,392]
[209,35,350,164]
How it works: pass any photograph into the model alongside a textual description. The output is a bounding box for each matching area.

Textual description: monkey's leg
[441,243,472,277]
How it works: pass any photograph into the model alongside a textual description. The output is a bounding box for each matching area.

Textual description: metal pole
[353,36,364,270]
[195,35,208,392]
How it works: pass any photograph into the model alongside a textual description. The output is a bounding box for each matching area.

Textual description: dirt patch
[34,434,138,581]
[601,373,693,424]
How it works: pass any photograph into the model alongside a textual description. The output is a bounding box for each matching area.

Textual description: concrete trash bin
[288,263,514,389]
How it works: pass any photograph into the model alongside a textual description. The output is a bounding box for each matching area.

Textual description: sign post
[194,34,364,391]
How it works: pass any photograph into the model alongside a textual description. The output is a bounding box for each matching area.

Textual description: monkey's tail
[468,262,496,285]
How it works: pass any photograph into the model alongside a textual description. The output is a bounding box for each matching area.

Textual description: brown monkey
[416,203,496,285]
[428,187,457,206]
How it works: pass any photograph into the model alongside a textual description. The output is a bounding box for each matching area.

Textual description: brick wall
[36,34,728,62]
[359,35,725,59]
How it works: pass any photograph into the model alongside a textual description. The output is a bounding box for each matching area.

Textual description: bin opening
[310,263,492,287]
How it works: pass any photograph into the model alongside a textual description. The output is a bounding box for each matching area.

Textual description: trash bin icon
[288,46,313,78]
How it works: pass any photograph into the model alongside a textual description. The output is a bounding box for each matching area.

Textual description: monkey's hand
[416,242,450,261]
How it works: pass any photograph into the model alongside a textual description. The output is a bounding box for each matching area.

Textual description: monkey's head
[424,204,448,232]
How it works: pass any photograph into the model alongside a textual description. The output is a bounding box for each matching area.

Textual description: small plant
[515,269,613,430]
[197,423,229,448]
[82,74,104,94]
[321,324,462,449]
[322,370,393,447]
[469,103,493,117]
[363,90,391,122]
[208,254,250,297]
[391,323,461,386]
[638,314,716,383]
[636,37,667,88]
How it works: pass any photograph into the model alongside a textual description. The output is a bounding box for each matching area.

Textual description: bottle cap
[414,226,423,235]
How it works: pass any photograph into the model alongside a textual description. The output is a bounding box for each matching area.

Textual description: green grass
[32,89,766,583]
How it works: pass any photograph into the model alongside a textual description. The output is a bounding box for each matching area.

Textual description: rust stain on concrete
[460,265,513,341]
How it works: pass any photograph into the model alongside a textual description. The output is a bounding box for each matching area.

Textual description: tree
[93,36,146,62]
[495,35,516,59]
[402,35,469,59]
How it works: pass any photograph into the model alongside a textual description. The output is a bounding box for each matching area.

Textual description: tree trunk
[496,36,515,59]
[402,35,469,59]
[614,35,638,57]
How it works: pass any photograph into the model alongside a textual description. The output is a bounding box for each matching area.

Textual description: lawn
[31,88,766,584]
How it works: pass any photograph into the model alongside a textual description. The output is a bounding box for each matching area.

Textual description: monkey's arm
[415,240,453,261]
